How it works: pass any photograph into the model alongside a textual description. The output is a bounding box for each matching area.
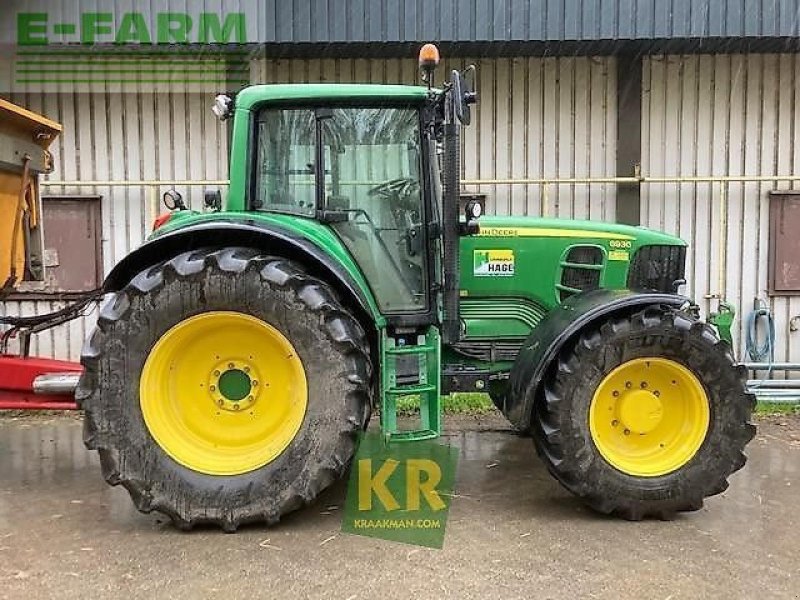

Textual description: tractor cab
[208,44,477,337]
[252,102,431,315]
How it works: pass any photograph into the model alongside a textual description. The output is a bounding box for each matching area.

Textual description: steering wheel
[367,177,419,200]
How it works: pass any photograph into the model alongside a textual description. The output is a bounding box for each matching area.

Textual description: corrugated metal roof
[241,0,800,43]
[3,1,799,48]
[325,0,797,42]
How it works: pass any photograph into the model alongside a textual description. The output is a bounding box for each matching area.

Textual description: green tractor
[77,49,755,531]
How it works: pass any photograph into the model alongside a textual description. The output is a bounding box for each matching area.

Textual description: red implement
[0,355,82,410]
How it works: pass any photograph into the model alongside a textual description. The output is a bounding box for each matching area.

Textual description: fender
[103,220,376,321]
[504,288,689,430]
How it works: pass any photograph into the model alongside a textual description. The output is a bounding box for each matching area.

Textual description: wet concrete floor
[0,412,798,599]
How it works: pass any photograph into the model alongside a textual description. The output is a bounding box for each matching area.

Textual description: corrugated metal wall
[641,53,800,363]
[9,53,800,365]
[251,56,618,219]
[2,89,229,360]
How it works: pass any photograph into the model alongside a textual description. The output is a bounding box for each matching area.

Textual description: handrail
[40,174,800,187]
[41,179,229,186]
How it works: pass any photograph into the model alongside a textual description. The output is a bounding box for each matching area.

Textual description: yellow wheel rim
[140,311,308,476]
[589,357,710,477]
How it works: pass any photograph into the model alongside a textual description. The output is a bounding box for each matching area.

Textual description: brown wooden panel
[769,191,800,295]
[40,196,102,293]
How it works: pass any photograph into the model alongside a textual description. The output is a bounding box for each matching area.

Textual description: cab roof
[235,83,431,110]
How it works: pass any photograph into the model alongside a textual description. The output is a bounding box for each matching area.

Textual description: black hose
[0,289,104,327]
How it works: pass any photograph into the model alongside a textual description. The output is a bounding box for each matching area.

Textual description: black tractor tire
[76,247,372,531]
[531,305,756,520]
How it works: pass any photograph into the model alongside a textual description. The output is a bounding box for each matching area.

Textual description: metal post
[615,53,643,225]
[718,181,728,302]
[541,183,549,217]
[148,185,159,224]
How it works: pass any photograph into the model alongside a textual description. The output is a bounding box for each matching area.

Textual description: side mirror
[450,67,478,126]
[462,64,477,105]
[204,189,222,211]
[163,189,186,211]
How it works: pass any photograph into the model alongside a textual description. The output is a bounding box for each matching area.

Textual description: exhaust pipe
[32,372,80,395]
[441,115,460,345]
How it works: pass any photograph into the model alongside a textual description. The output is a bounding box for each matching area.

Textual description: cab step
[379,327,441,442]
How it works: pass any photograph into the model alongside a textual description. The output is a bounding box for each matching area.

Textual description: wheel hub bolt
[625,381,632,389]
[640,382,648,389]
[612,390,620,397]
[624,429,631,435]
[208,359,260,412]
[612,419,619,426]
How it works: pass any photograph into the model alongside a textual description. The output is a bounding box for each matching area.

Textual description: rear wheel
[77,248,372,531]
[531,306,755,520]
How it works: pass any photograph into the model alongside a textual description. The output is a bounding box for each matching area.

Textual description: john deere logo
[342,433,458,548]
[473,249,515,277]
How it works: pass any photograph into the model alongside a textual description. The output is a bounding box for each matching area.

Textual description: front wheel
[531,306,755,520]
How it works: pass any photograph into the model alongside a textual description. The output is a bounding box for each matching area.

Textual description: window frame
[251,107,318,218]
[768,190,800,296]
